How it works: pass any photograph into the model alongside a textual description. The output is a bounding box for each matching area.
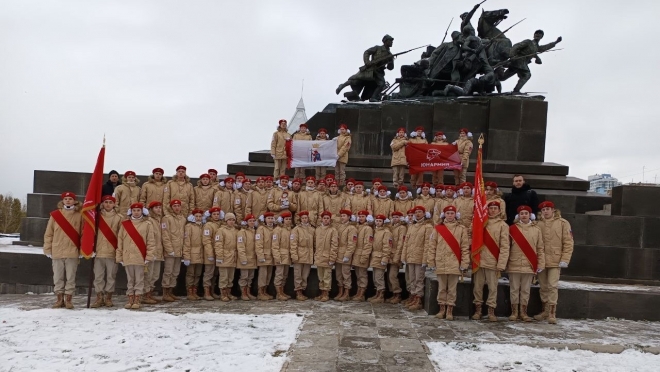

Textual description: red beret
[325,174,335,179]
[280,211,292,218]
[280,175,289,181]
[224,177,234,183]
[435,184,445,190]
[191,209,204,215]
[235,172,245,178]
[256,176,264,182]
[485,181,498,188]
[176,165,186,171]
[459,128,468,134]
[61,191,76,199]
[305,176,316,182]
[517,205,532,213]
[207,168,218,174]
[391,211,404,217]
[200,173,210,179]
[320,211,332,218]
[406,209,415,214]
[317,180,327,186]
[102,195,116,203]
[328,181,338,187]
[354,181,364,186]
[372,178,382,183]
[443,205,457,213]
[487,201,501,208]
[152,168,164,174]
[377,185,388,192]
[124,171,136,177]
[265,176,273,181]
[263,212,275,218]
[170,199,182,207]
[243,178,252,184]
[415,126,424,132]
[279,119,287,124]
[208,207,221,214]
[414,205,426,213]
[539,201,555,209]
[357,210,369,216]
[244,214,256,221]
[346,178,356,184]
[445,185,457,191]
[398,186,408,192]
[460,182,473,188]
[298,211,310,217]
[292,178,302,184]
[397,127,406,133]
[339,209,352,216]
[130,202,144,210]
[421,182,431,188]
[299,123,308,128]
[318,128,327,133]
[148,201,162,209]
[339,124,348,130]
[435,131,445,137]
[375,214,387,220]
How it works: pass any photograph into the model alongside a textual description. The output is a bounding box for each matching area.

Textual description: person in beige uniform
[139,167,167,207]
[368,215,391,303]
[213,177,235,217]
[431,132,450,185]
[194,174,215,212]
[290,211,315,300]
[433,185,457,225]
[507,205,545,322]
[161,199,186,302]
[335,124,352,186]
[44,191,83,309]
[453,128,474,185]
[401,205,433,311]
[393,186,414,215]
[292,123,313,179]
[408,126,428,189]
[350,181,372,216]
[113,170,141,219]
[273,211,293,301]
[455,182,475,236]
[296,176,322,227]
[91,195,122,308]
[372,185,393,219]
[271,119,291,178]
[351,210,374,302]
[116,202,156,310]
[333,209,357,301]
[246,177,269,220]
[390,128,408,187]
[215,213,239,301]
[267,175,295,218]
[415,182,435,219]
[201,206,223,301]
[323,181,351,226]
[314,211,338,302]
[315,128,330,179]
[386,211,406,304]
[237,214,259,301]
[163,166,195,216]
[183,209,205,301]
[535,201,573,324]
[255,212,277,300]
[486,181,507,221]
[233,179,251,223]
[427,205,469,320]
[207,168,219,189]
[472,201,510,322]
[144,201,165,304]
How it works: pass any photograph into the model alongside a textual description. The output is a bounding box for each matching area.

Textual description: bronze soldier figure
[336,35,395,102]
[501,30,562,92]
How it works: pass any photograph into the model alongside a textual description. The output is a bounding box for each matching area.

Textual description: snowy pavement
[1,294,660,372]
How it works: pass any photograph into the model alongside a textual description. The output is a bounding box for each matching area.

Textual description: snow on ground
[558,280,659,293]
[426,342,660,372]
[0,307,303,372]
[0,236,44,254]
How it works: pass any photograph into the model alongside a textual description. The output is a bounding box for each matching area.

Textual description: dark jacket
[503,183,539,225]
[102,180,119,197]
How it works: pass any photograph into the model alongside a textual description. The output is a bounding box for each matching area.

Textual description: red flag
[80,142,106,258]
[404,143,462,174]
[471,135,488,272]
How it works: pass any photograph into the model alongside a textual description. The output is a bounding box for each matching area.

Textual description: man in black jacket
[102,170,120,197]
[503,175,539,225]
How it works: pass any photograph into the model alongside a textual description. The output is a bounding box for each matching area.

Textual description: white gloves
[430,188,436,195]
[381,262,387,267]
[187,214,195,223]
[425,211,431,219]
[46,254,52,259]
[259,258,266,263]
[120,262,124,266]
[241,261,247,265]
[328,261,333,266]
[79,255,83,259]
[183,260,190,266]
[271,154,275,158]
[169,252,175,256]
[350,215,356,222]
[559,262,568,268]
[402,261,407,265]
[207,257,215,262]
[259,215,265,222]
[204,210,211,218]
[277,216,283,224]
[536,268,544,273]
[421,264,427,268]
[216,259,223,264]
[343,257,349,263]
[366,215,374,223]
[144,260,150,264]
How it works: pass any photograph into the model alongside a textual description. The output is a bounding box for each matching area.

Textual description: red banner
[471,138,488,272]
[404,143,461,174]
[80,143,106,258]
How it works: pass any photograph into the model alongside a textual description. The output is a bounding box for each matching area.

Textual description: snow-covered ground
[426,342,660,372]
[0,236,44,254]
[0,307,303,372]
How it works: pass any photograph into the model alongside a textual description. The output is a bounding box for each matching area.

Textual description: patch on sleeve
[235,199,241,205]
[388,238,393,246]
[161,223,167,229]
[369,235,374,242]
[238,236,243,243]
[255,234,261,240]
[204,229,210,236]
[290,234,295,240]
[272,234,278,241]
[215,235,220,241]
[164,187,168,192]
[352,234,357,242]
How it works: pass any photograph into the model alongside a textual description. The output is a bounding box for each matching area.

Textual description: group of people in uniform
[42,120,573,325]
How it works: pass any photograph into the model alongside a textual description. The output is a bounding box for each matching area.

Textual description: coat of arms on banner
[310,143,322,162]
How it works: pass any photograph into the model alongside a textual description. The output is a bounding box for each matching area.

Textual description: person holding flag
[90,195,122,308]
[116,202,156,310]
[427,205,470,320]
[44,191,83,309]
[292,123,312,179]
[507,205,545,322]
[471,201,509,321]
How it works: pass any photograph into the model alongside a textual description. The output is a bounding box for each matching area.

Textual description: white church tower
[287,97,308,134]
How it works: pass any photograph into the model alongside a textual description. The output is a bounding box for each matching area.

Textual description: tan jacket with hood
[202,219,222,260]
[246,187,269,218]
[507,220,545,274]
[336,132,352,164]
[139,176,167,206]
[272,225,293,265]
[335,221,358,264]
[183,221,204,264]
[237,227,258,269]
[401,218,433,265]
[370,225,392,269]
[352,223,373,268]
[116,216,156,265]
[43,201,83,259]
[390,135,408,167]
[161,212,186,257]
[96,208,122,259]
[163,176,195,216]
[477,216,510,271]
[290,223,315,264]
[194,181,216,211]
[537,210,574,268]
[427,219,469,275]
[255,224,277,266]
[214,224,238,268]
[147,213,165,261]
[113,176,141,217]
[350,191,372,215]
[271,127,291,160]
[314,223,338,268]
[389,222,407,264]
[323,192,351,225]
[372,196,394,219]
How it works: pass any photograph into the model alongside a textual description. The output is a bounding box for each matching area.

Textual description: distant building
[287,97,308,133]
[588,174,621,194]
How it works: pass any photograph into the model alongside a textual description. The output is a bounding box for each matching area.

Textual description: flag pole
[470,133,486,319]
[86,136,106,308]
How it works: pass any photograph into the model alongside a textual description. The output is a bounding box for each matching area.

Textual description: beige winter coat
[296,190,322,226]
[370,226,392,269]
[477,216,510,271]
[139,176,167,206]
[271,127,291,160]
[352,223,373,268]
[255,224,277,266]
[314,223,338,268]
[272,225,293,265]
[116,217,156,265]
[214,225,238,268]
[202,220,222,260]
[415,194,435,218]
[292,131,312,141]
[433,197,456,225]
[335,222,358,264]
[213,188,234,215]
[393,197,414,215]
[183,222,204,264]
[455,195,474,228]
[290,224,315,264]
[487,194,507,221]
[456,137,473,165]
[43,202,83,259]
[336,132,352,164]
[323,192,351,225]
[232,189,249,223]
[350,192,372,215]
[390,136,408,167]
[246,187,269,218]
[427,219,470,275]
[163,177,195,216]
[95,209,122,259]
[113,177,141,217]
[237,227,258,269]
[372,196,394,219]
[507,221,545,274]
[194,182,216,211]
[402,219,433,265]
[161,213,186,257]
[537,210,574,268]
[389,222,407,264]
[147,214,165,261]
[266,187,295,218]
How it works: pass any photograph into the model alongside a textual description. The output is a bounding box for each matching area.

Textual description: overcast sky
[1,0,659,199]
